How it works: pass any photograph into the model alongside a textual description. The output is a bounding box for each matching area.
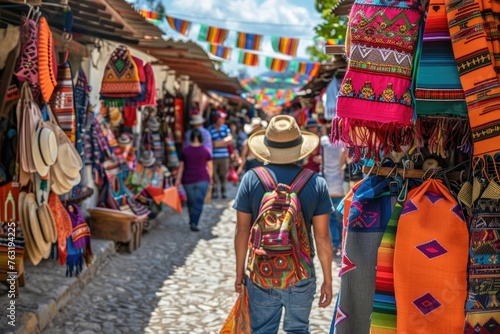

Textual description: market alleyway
[42,184,340,334]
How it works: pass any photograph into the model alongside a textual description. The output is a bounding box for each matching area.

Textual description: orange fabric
[393,179,468,333]
[446,0,500,158]
[163,186,182,214]
[37,17,57,103]
[48,192,72,265]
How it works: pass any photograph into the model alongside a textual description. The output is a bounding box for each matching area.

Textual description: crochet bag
[247,167,314,289]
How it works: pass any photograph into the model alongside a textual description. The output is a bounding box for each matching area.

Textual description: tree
[308,0,348,61]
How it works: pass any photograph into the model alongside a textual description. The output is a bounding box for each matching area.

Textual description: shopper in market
[184,114,212,149]
[236,116,267,175]
[233,115,333,334]
[208,109,233,199]
[320,123,346,261]
[175,129,213,232]
[301,118,322,173]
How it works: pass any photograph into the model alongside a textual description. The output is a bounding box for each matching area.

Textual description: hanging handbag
[227,165,239,183]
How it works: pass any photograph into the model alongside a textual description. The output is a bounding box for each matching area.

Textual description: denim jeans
[183,181,209,226]
[246,276,316,334]
[330,197,343,249]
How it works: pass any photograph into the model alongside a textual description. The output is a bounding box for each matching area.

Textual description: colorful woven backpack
[247,167,314,289]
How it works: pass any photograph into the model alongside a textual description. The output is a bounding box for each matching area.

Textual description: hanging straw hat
[32,122,58,177]
[244,117,268,135]
[109,106,122,126]
[118,133,132,146]
[38,203,58,244]
[247,115,319,164]
[24,193,51,260]
[189,114,205,125]
[148,117,160,132]
[140,150,156,168]
[18,192,43,265]
[54,127,83,179]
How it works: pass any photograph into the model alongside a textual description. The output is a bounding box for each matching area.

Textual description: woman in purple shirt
[175,129,213,231]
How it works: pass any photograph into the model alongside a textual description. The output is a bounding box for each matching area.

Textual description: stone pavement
[7,183,340,334]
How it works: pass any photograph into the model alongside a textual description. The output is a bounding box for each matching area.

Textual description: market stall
[325,0,500,333]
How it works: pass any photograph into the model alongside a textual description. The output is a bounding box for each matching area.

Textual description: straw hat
[118,133,132,146]
[189,114,205,125]
[54,128,83,179]
[32,122,58,177]
[38,203,58,244]
[248,115,319,164]
[140,150,156,167]
[18,192,43,265]
[25,193,51,261]
[148,117,160,132]
[109,106,122,126]
[51,162,81,194]
[244,117,268,135]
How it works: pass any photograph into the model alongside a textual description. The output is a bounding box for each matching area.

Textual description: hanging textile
[289,61,320,77]
[238,51,259,66]
[414,0,471,157]
[139,9,162,24]
[166,15,191,36]
[265,57,289,73]
[446,0,500,162]
[464,185,500,332]
[331,0,426,161]
[271,36,299,56]
[235,32,262,50]
[207,43,232,60]
[324,77,340,121]
[393,179,468,333]
[198,24,229,45]
[49,61,76,143]
[334,174,395,334]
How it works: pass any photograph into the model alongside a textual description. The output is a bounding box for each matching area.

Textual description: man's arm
[234,211,252,293]
[312,213,333,308]
[213,133,233,148]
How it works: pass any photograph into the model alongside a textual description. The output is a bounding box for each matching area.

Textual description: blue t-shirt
[208,124,231,159]
[233,164,333,256]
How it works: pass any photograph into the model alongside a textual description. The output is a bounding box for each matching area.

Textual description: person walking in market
[183,114,212,149]
[175,129,213,232]
[233,115,334,334]
[301,118,322,173]
[320,123,347,261]
[208,109,233,199]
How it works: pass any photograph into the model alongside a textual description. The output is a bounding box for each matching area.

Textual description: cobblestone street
[42,184,340,334]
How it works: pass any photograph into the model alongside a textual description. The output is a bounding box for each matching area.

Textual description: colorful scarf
[65,203,92,277]
[414,0,471,157]
[331,0,426,161]
[446,0,500,162]
[393,179,468,333]
[334,174,395,334]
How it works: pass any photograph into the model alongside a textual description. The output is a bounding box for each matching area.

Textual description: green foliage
[308,0,348,61]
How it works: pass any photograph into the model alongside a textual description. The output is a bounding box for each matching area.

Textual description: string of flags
[137,10,321,74]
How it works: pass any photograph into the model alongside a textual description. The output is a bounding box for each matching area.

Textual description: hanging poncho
[331,0,426,161]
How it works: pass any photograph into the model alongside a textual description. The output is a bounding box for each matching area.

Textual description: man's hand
[235,274,245,293]
[318,281,332,308]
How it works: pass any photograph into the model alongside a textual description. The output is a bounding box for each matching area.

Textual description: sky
[142,0,323,78]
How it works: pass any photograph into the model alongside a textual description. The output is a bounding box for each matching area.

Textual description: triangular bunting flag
[198,24,229,45]
[271,36,299,56]
[238,51,259,66]
[166,16,191,36]
[207,44,232,60]
[236,32,262,50]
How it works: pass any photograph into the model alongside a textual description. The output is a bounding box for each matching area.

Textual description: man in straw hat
[233,115,334,333]
[184,114,212,149]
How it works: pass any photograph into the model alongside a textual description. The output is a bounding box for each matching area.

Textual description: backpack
[247,166,315,289]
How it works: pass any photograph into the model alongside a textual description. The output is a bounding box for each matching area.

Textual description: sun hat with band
[244,117,268,135]
[247,115,319,164]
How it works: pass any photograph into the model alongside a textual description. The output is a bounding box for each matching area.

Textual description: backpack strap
[290,168,315,194]
[252,166,277,192]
